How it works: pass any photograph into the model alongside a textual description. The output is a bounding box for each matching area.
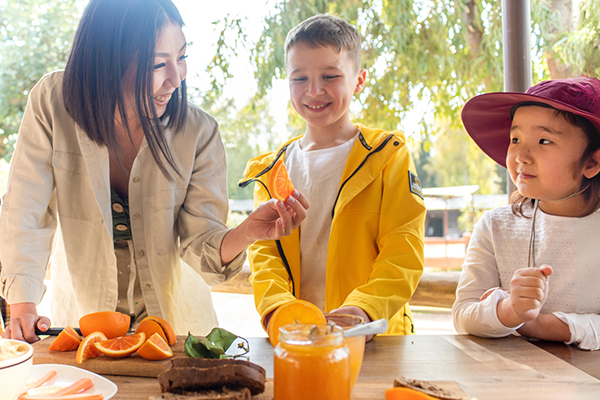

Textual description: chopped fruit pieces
[94,332,145,358]
[136,332,174,360]
[267,300,326,347]
[134,315,176,346]
[48,326,81,352]
[269,159,295,201]
[76,331,107,364]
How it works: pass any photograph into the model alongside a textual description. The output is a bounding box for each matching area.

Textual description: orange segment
[135,315,177,346]
[94,332,146,358]
[269,159,295,201]
[268,300,326,347]
[76,331,107,364]
[385,387,439,400]
[136,332,174,360]
[79,311,130,339]
[48,325,82,351]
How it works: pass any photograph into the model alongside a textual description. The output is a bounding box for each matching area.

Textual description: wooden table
[79,335,600,400]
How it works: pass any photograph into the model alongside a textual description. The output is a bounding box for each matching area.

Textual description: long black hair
[63,0,187,179]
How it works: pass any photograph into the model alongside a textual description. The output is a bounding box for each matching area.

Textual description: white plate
[27,364,118,399]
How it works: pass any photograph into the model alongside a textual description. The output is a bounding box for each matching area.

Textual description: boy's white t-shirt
[285,135,358,312]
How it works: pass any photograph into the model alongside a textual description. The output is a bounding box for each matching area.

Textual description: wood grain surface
[33,335,600,400]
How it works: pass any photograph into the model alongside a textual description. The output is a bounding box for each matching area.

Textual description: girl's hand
[244,190,309,241]
[2,302,51,343]
[497,265,553,327]
[517,313,571,342]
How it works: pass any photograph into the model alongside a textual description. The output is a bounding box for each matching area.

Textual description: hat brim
[461,92,600,168]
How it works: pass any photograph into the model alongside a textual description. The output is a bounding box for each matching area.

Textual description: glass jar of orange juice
[274,323,350,400]
[324,313,366,390]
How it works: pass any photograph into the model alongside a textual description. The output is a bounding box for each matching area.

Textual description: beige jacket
[0,71,245,335]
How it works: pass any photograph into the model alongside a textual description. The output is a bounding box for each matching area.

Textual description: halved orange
[94,332,146,358]
[76,331,107,364]
[48,325,82,351]
[136,332,173,360]
[267,299,326,347]
[79,311,130,339]
[134,315,177,346]
[268,159,295,201]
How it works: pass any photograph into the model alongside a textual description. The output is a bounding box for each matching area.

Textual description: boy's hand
[497,265,552,327]
[329,306,374,342]
[2,302,51,343]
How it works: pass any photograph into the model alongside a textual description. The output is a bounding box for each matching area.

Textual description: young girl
[452,77,600,350]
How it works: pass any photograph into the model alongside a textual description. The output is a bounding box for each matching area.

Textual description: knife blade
[35,327,82,336]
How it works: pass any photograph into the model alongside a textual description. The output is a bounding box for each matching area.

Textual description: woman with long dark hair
[0,0,308,342]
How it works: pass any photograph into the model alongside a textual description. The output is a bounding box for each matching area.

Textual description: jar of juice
[274,323,350,400]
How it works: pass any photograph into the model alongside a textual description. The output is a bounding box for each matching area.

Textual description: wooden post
[502,0,531,197]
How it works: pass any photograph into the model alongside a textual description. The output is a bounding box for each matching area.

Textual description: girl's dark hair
[510,102,600,217]
[63,0,186,179]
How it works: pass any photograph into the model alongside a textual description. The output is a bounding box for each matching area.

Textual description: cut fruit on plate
[137,332,174,360]
[79,311,130,339]
[267,299,326,347]
[26,364,117,399]
[94,333,145,358]
[76,332,108,364]
[48,326,82,352]
[134,316,177,346]
[268,159,295,201]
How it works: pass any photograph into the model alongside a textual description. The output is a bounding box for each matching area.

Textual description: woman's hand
[220,191,309,264]
[2,302,51,343]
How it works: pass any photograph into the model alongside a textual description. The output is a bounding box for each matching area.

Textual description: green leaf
[184,328,250,359]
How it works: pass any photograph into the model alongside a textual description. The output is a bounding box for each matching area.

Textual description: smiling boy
[240,14,426,337]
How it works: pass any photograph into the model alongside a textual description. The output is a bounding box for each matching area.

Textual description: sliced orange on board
[267,299,326,347]
[76,331,107,364]
[94,332,146,358]
[79,311,130,339]
[136,332,174,360]
[48,325,82,351]
[134,315,177,346]
[269,159,295,201]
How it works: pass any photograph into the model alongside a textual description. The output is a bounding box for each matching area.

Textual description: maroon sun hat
[461,77,600,168]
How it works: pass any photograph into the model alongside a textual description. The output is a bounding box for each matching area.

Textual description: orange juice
[274,323,350,400]
[325,313,366,389]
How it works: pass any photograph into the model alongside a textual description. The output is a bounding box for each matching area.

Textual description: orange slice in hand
[136,332,174,360]
[269,159,295,201]
[268,299,326,347]
[94,332,146,358]
[135,315,177,345]
[48,325,82,351]
[76,331,107,364]
[79,311,130,339]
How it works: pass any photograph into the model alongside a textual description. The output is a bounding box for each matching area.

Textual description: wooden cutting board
[32,335,191,378]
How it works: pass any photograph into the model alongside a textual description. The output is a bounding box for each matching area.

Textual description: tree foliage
[0,0,82,160]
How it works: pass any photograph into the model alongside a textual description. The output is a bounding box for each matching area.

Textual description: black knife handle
[35,327,82,336]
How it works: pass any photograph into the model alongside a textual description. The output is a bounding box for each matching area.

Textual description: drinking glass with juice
[324,313,366,390]
[274,323,350,400]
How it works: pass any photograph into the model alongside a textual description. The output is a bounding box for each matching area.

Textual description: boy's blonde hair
[284,14,362,72]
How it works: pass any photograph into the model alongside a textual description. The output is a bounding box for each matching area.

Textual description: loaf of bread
[157,358,266,396]
[149,387,251,400]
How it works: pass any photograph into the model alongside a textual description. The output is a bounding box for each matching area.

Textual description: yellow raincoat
[239,124,426,334]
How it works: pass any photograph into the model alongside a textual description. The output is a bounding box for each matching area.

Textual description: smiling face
[507,105,600,215]
[286,43,366,138]
[121,22,187,122]
[152,22,188,116]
